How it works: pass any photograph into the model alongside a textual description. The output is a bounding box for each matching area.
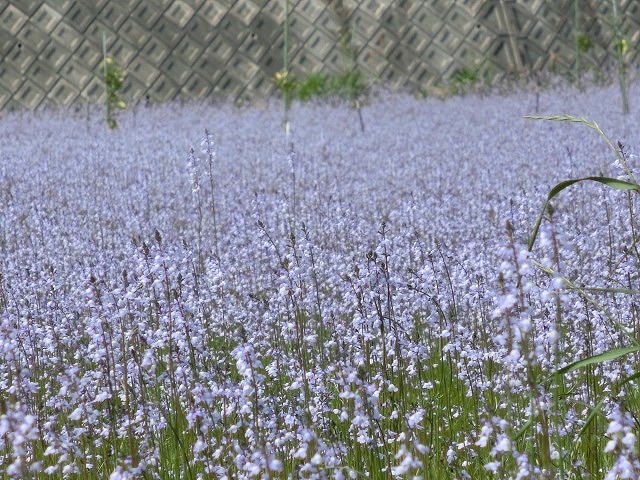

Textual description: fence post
[499,0,523,74]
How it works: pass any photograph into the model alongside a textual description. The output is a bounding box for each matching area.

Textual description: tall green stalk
[574,0,595,90]
[574,0,582,89]
[103,32,108,96]
[102,32,112,128]
[101,32,125,129]
[611,0,629,114]
[283,0,291,134]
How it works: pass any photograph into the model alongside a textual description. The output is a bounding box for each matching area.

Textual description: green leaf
[528,176,638,251]
[514,417,533,440]
[615,370,640,390]
[573,397,607,445]
[555,345,640,376]
[550,177,638,196]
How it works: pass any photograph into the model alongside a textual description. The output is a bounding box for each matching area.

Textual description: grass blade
[524,114,636,182]
[555,345,640,376]
[524,114,593,124]
[527,176,638,251]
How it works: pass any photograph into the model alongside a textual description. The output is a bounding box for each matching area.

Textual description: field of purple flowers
[1,82,640,479]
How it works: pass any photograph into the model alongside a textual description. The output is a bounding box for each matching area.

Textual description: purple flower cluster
[0,82,639,477]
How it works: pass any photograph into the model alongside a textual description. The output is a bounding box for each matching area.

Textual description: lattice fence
[1,0,639,111]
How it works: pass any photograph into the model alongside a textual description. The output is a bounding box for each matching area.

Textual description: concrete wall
[0,0,639,110]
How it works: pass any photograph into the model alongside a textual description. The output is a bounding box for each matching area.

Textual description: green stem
[574,0,582,88]
[102,32,110,126]
[283,0,289,73]
[283,0,290,134]
[611,0,629,114]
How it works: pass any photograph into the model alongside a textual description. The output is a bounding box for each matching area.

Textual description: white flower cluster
[604,404,640,480]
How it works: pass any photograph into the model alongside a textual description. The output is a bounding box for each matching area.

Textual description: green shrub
[296,72,329,101]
